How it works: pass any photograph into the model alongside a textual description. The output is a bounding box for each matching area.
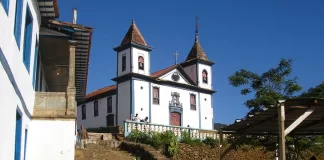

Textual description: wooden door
[106,114,114,126]
[170,112,181,126]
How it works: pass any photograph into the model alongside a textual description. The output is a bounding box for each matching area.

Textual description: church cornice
[181,58,215,67]
[112,73,216,94]
[113,42,152,52]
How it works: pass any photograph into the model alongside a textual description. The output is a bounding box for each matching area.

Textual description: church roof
[185,38,210,62]
[151,64,178,78]
[120,19,148,47]
[85,85,117,100]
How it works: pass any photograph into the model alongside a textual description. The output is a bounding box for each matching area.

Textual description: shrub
[180,131,202,146]
[151,132,163,149]
[126,130,151,144]
[202,137,218,147]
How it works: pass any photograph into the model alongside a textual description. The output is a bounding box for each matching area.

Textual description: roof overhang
[222,98,324,135]
[113,42,152,52]
[41,19,93,102]
[38,0,59,18]
[181,58,215,67]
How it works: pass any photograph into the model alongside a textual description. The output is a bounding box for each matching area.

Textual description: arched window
[138,56,144,70]
[202,70,208,84]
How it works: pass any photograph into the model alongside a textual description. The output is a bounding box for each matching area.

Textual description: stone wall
[178,143,324,160]
[88,132,113,141]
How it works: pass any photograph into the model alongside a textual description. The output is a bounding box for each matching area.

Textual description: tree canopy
[228,58,302,112]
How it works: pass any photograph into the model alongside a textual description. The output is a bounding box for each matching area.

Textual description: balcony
[33,92,70,118]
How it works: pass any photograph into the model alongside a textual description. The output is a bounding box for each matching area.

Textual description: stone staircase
[80,132,169,160]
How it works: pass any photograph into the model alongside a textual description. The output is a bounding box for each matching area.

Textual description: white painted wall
[77,81,213,130]
[199,93,213,129]
[133,79,150,120]
[0,0,40,159]
[131,47,150,76]
[26,120,76,160]
[160,68,191,85]
[117,81,131,126]
[198,63,212,90]
[77,95,116,128]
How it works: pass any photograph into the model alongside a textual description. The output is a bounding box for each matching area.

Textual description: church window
[107,97,112,113]
[138,56,144,70]
[153,87,159,105]
[94,101,99,117]
[82,105,86,120]
[122,55,126,72]
[202,70,208,84]
[190,94,196,110]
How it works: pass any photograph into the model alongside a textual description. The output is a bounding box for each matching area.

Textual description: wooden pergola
[221,98,324,160]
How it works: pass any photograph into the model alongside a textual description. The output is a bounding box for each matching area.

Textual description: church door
[170,112,181,126]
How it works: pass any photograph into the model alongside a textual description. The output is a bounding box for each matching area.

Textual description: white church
[77,19,215,130]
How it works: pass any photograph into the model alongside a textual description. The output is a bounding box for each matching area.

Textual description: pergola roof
[222,98,324,135]
[38,0,59,18]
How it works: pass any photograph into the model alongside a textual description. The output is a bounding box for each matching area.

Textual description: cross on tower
[173,52,180,64]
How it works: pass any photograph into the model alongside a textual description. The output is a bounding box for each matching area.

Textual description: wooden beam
[278,101,286,160]
[284,109,314,136]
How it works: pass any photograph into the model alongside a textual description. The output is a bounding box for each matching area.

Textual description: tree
[300,81,324,98]
[228,58,302,112]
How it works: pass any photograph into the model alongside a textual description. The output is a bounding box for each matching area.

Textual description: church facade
[77,20,215,130]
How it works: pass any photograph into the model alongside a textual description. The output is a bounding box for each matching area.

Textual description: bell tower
[113,19,152,77]
[182,17,214,90]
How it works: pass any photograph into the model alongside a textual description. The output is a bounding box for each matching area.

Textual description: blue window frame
[32,38,38,89]
[23,129,28,160]
[14,0,23,47]
[1,0,10,14]
[23,6,33,73]
[15,109,22,160]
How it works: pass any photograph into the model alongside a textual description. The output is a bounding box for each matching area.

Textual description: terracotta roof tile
[85,85,117,99]
[120,20,148,47]
[151,64,178,78]
[185,39,210,62]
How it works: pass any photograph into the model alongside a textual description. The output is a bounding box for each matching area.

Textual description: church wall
[131,47,150,76]
[199,93,213,130]
[150,83,202,128]
[117,48,131,76]
[198,63,212,90]
[160,69,191,85]
[117,81,131,126]
[77,95,117,128]
[133,79,150,120]
[26,120,76,160]
[0,0,40,159]
[183,64,197,83]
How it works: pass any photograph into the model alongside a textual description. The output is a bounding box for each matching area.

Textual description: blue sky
[58,0,324,124]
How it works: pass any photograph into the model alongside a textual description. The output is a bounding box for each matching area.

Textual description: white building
[77,20,215,131]
[0,0,92,160]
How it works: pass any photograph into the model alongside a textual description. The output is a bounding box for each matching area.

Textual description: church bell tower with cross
[182,17,215,90]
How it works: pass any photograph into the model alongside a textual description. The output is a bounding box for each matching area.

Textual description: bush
[180,131,202,146]
[202,137,218,147]
[126,130,180,159]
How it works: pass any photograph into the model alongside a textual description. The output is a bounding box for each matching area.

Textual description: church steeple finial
[132,18,135,25]
[195,16,199,42]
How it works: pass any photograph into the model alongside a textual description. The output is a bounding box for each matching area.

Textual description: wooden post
[278,101,286,160]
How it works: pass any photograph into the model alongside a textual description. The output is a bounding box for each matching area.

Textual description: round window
[171,72,180,82]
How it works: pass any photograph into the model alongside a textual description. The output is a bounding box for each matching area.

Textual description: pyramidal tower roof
[120,19,148,47]
[185,18,212,63]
